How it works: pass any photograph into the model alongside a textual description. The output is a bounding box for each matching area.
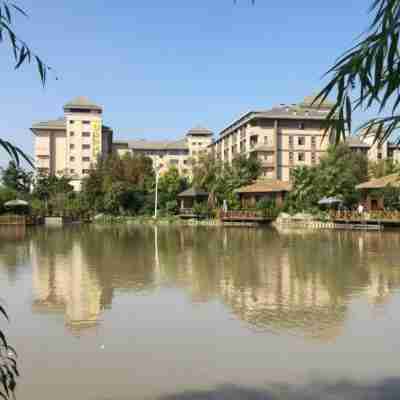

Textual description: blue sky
[1,0,375,167]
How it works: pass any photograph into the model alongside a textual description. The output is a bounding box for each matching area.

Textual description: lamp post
[154,161,160,219]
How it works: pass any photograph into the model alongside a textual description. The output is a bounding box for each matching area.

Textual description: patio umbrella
[318,197,343,206]
[4,199,29,207]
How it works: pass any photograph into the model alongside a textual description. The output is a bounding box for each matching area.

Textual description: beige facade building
[113,126,213,176]
[210,96,334,181]
[31,97,113,191]
[347,132,400,162]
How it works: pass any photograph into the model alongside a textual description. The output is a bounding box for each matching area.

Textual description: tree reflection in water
[0,225,399,340]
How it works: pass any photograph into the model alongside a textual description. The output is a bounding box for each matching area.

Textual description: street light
[154,160,161,219]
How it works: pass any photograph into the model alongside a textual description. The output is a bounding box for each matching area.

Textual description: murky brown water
[1,225,400,399]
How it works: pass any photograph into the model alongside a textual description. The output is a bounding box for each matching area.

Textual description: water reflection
[1,225,400,339]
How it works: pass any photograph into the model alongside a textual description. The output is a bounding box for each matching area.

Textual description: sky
[0,0,376,167]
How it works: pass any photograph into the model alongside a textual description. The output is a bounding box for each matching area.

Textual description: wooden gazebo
[356,174,400,211]
[177,187,209,216]
[236,179,292,208]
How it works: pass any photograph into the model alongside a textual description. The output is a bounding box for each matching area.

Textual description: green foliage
[256,198,279,218]
[0,305,18,400]
[157,167,188,213]
[0,1,52,168]
[191,154,262,208]
[371,184,400,209]
[82,154,188,216]
[315,0,400,144]
[0,186,17,214]
[32,173,73,201]
[1,161,32,193]
[288,144,368,212]
[192,201,209,217]
[369,158,400,178]
[382,184,400,210]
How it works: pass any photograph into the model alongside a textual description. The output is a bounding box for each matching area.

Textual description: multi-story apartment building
[113,126,213,176]
[210,96,334,181]
[31,97,113,191]
[347,132,400,162]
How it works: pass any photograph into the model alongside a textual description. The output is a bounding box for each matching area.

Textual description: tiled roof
[236,179,292,194]
[356,174,400,190]
[186,126,213,136]
[120,138,189,151]
[219,95,334,139]
[31,118,66,131]
[63,96,102,111]
[346,135,370,148]
[177,187,209,197]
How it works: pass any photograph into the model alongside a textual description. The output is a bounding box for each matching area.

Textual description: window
[69,131,75,137]
[183,160,188,165]
[298,122,305,130]
[70,144,75,150]
[298,152,305,162]
[289,152,294,163]
[311,152,316,164]
[70,169,75,174]
[70,156,75,162]
[82,169,91,174]
[82,132,91,137]
[264,136,268,145]
[82,144,90,150]
[289,136,293,147]
[82,120,91,124]
[378,152,382,160]
[298,136,305,146]
[69,120,74,124]
[82,157,91,162]
[311,136,316,147]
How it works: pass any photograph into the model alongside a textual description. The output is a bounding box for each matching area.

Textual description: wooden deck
[220,211,274,223]
[331,211,400,227]
[0,215,44,226]
[0,215,26,225]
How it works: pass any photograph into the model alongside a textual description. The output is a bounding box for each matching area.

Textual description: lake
[1,225,400,399]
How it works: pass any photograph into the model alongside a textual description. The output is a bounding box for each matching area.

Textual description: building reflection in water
[31,237,103,335]
[5,225,400,339]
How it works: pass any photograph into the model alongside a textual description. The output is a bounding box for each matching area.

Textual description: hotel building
[31,97,113,191]
[210,96,334,181]
[347,132,400,162]
[113,126,213,176]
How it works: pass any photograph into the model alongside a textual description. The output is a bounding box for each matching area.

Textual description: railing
[0,215,26,225]
[179,208,195,215]
[220,210,275,220]
[331,210,400,221]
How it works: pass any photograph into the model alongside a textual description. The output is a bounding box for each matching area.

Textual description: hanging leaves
[315,0,400,144]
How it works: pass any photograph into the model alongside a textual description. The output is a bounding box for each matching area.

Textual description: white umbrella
[318,197,343,206]
[4,199,29,207]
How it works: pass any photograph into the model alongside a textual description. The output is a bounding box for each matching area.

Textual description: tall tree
[316,0,400,144]
[1,161,32,193]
